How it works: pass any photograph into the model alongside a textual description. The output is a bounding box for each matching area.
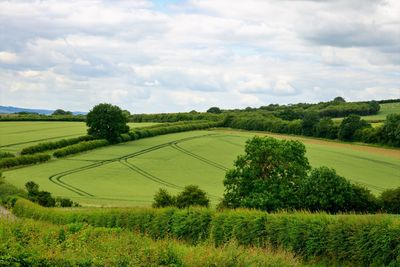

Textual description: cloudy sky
[1,0,399,113]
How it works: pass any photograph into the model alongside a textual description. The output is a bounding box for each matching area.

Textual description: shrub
[0,151,15,159]
[380,187,400,214]
[299,167,354,213]
[0,153,51,169]
[338,114,370,141]
[175,185,210,208]
[21,135,94,155]
[152,188,176,208]
[53,139,109,158]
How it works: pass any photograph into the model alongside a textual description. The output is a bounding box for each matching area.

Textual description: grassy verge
[12,199,400,266]
[0,218,301,267]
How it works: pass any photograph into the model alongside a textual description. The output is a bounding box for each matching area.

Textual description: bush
[12,199,400,266]
[0,151,15,159]
[21,135,94,155]
[53,139,109,158]
[0,153,51,169]
[0,174,26,205]
[338,114,370,141]
[299,167,354,213]
[152,188,176,208]
[175,185,210,208]
[380,187,400,214]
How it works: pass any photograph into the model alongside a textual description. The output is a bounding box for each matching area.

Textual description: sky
[0,0,399,113]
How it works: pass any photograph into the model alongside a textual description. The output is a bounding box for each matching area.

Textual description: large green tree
[338,114,369,141]
[86,103,129,142]
[222,136,310,211]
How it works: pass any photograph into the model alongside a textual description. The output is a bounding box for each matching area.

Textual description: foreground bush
[12,199,400,266]
[53,139,110,158]
[0,153,51,169]
[21,135,94,155]
[0,219,300,267]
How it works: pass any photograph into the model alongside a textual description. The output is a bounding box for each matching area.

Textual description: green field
[0,122,158,153]
[2,122,399,207]
[333,102,400,122]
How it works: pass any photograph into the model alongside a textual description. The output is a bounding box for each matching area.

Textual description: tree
[299,167,354,213]
[175,185,209,208]
[152,188,175,208]
[86,103,129,142]
[338,114,369,141]
[379,114,400,147]
[52,109,72,115]
[333,96,346,103]
[207,107,222,114]
[301,112,320,136]
[315,118,337,138]
[380,187,400,214]
[222,136,310,211]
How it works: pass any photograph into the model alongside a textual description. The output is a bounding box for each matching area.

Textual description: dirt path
[0,205,16,221]
[215,129,400,159]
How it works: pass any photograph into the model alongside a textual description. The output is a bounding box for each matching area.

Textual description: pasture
[333,102,400,122]
[0,121,158,153]
[2,122,399,207]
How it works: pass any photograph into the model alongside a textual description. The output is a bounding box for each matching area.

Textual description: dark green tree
[301,112,320,136]
[315,118,337,138]
[52,109,72,115]
[152,188,175,208]
[222,136,310,211]
[175,185,209,208]
[338,114,369,141]
[207,107,222,114]
[333,96,346,103]
[86,103,129,142]
[379,114,400,147]
[380,187,400,214]
[299,167,354,213]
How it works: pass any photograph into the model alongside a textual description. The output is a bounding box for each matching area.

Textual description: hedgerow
[21,135,94,155]
[53,139,110,158]
[0,219,300,267]
[0,153,51,169]
[12,199,400,266]
[0,151,15,159]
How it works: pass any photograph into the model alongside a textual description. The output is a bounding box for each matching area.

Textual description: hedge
[0,151,15,159]
[21,135,95,155]
[53,139,110,158]
[0,154,51,169]
[0,218,299,267]
[12,199,400,266]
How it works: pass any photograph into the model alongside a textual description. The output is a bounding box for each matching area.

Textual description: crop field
[0,121,158,153]
[2,123,399,207]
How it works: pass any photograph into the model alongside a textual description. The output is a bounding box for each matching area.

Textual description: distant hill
[0,106,86,115]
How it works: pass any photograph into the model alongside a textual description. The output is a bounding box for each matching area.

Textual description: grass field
[2,124,399,206]
[333,102,400,122]
[0,122,158,153]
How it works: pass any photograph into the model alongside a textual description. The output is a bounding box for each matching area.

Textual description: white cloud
[0,0,399,112]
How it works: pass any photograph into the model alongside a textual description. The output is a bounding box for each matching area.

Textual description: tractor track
[48,134,218,197]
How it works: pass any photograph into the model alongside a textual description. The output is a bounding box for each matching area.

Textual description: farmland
[2,122,399,207]
[333,102,400,122]
[0,121,158,153]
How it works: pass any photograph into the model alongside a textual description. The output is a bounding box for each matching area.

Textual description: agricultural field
[0,121,158,153]
[2,122,399,207]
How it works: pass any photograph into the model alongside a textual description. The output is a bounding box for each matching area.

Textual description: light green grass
[3,129,399,206]
[0,121,158,153]
[333,102,400,122]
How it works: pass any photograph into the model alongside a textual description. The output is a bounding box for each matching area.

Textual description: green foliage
[0,174,26,205]
[0,151,15,159]
[0,219,300,267]
[222,136,310,211]
[21,135,94,155]
[52,109,72,115]
[299,167,354,213]
[207,107,222,114]
[53,139,109,157]
[0,153,50,169]
[24,181,77,208]
[301,112,319,136]
[175,185,210,208]
[315,118,338,138]
[349,184,380,213]
[379,114,400,147]
[86,103,129,142]
[0,113,85,121]
[11,199,400,266]
[380,187,400,214]
[152,188,176,208]
[338,114,370,141]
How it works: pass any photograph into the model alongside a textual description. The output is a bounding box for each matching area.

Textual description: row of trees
[220,136,399,213]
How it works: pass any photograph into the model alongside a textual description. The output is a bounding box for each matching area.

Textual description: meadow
[2,122,399,206]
